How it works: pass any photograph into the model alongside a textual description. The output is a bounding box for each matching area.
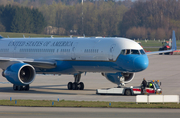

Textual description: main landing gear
[67,74,84,90]
[13,84,30,91]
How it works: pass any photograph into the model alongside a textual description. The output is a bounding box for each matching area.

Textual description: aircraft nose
[133,56,149,71]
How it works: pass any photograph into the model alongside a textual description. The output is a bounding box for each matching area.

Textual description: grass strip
[0,100,180,108]
[0,32,66,38]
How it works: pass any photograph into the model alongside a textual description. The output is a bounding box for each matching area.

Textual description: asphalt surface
[1,55,180,118]
[1,55,180,102]
[0,106,180,118]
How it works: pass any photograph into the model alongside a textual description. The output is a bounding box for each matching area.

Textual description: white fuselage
[0,37,143,61]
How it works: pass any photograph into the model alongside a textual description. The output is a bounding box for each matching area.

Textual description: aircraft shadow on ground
[0,84,97,95]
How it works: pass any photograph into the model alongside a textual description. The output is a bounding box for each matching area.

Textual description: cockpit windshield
[131,49,140,54]
[140,49,145,55]
[120,49,145,55]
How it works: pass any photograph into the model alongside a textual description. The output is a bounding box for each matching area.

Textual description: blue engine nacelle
[102,72,135,85]
[3,63,36,86]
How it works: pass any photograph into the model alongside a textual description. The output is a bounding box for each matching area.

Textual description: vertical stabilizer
[172,30,177,51]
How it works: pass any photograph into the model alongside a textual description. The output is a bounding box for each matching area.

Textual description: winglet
[172,30,177,51]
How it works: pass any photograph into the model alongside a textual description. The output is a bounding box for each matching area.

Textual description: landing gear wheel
[125,89,131,96]
[13,84,18,91]
[79,82,84,90]
[72,82,78,90]
[18,86,23,91]
[24,85,30,91]
[67,82,73,90]
[68,74,85,90]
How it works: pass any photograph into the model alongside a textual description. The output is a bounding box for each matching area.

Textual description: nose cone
[133,55,149,71]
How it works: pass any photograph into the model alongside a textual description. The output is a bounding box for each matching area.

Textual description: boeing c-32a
[0,31,177,91]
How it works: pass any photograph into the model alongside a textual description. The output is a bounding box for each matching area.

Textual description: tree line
[39,1,128,36]
[121,0,180,40]
[1,0,180,40]
[0,5,46,33]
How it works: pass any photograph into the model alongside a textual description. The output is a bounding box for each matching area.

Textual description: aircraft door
[109,44,116,61]
[71,42,78,60]
[13,41,18,58]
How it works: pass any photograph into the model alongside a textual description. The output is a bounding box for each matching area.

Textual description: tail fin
[172,30,177,51]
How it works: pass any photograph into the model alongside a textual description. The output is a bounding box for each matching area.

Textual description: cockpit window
[126,49,131,54]
[121,49,131,55]
[140,49,145,55]
[120,49,126,55]
[131,49,140,55]
[121,49,141,55]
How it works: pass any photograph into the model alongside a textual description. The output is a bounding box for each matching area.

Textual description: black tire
[72,82,78,90]
[125,89,131,96]
[24,85,30,91]
[13,84,18,91]
[67,82,73,90]
[18,86,23,91]
[79,82,84,90]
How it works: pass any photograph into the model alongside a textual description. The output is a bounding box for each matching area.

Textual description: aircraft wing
[146,30,177,55]
[146,49,175,55]
[0,57,57,69]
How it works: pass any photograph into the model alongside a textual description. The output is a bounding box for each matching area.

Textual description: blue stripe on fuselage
[36,54,149,74]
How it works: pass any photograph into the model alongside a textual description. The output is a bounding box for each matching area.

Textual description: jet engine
[102,72,135,85]
[3,63,36,86]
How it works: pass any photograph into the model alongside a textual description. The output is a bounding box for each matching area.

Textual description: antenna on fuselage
[23,34,25,38]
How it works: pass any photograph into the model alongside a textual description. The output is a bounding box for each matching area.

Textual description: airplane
[0,31,177,91]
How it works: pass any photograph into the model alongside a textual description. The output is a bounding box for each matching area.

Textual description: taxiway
[0,55,180,102]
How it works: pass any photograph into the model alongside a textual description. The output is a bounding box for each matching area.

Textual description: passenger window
[131,49,140,55]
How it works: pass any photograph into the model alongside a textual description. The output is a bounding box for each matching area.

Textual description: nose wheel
[67,74,84,90]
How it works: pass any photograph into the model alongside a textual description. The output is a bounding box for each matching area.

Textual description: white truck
[96,80,162,96]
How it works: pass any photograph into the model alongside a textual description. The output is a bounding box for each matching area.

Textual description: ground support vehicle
[96,80,162,96]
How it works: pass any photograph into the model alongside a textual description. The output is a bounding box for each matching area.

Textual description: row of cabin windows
[60,49,70,52]
[20,49,71,53]
[120,49,145,55]
[84,49,99,53]
[0,49,9,52]
[20,49,55,53]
